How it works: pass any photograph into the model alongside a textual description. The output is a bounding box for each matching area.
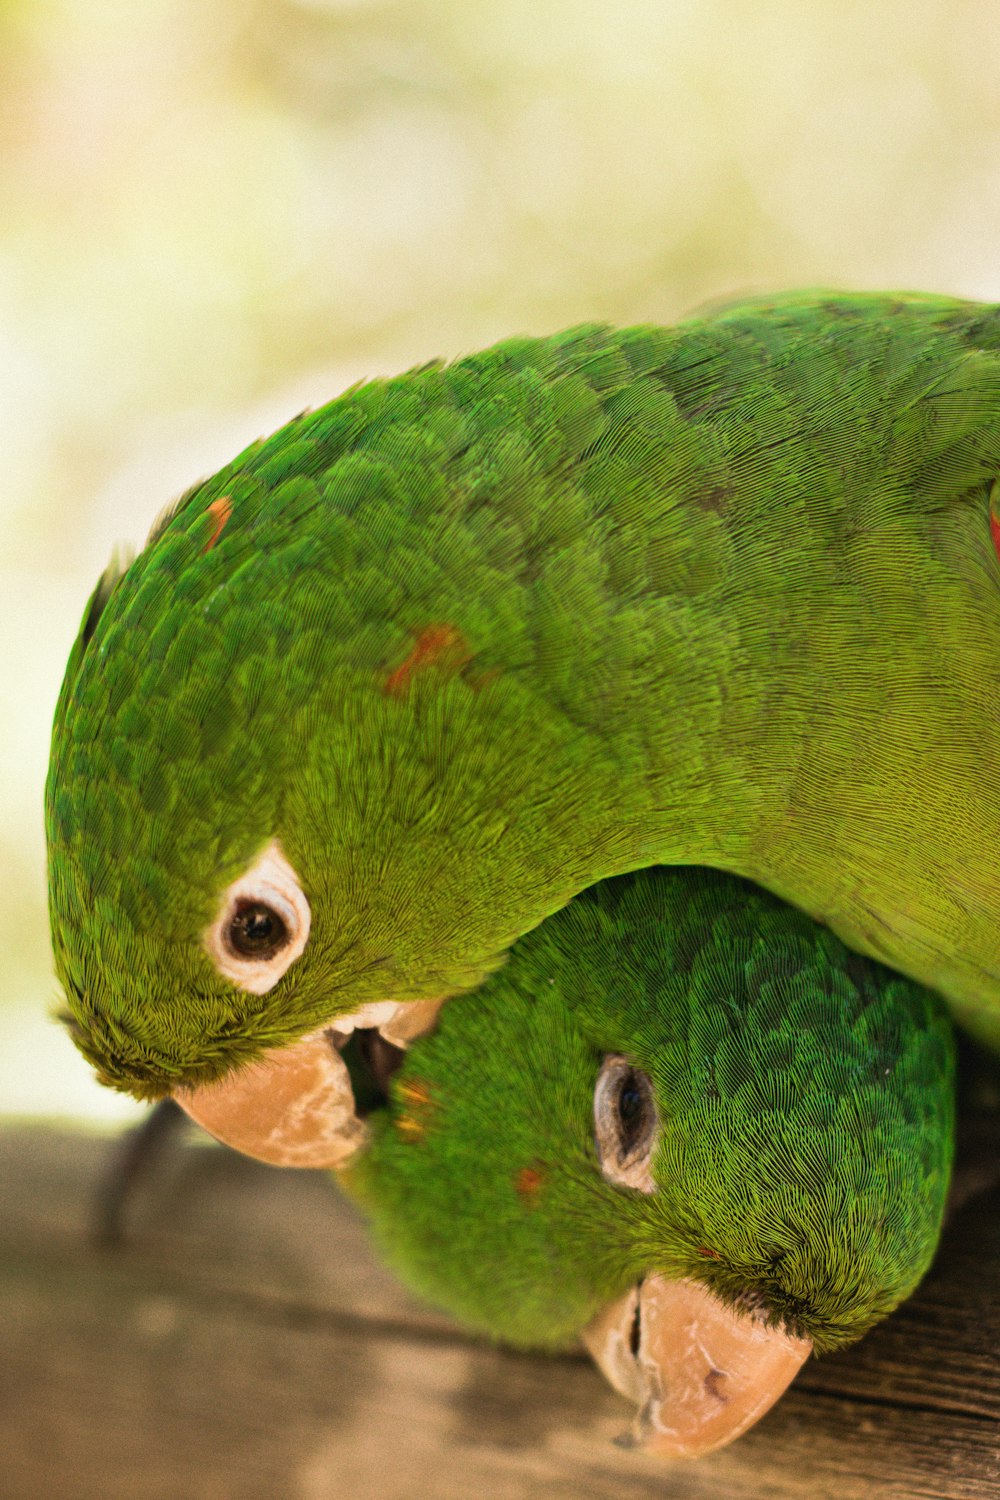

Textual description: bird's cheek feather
[581,1275,811,1458]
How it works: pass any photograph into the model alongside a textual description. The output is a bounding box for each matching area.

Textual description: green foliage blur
[4,0,1000,1118]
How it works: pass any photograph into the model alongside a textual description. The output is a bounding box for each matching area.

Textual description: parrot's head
[45,530,463,1119]
[340,867,956,1458]
[45,364,633,1123]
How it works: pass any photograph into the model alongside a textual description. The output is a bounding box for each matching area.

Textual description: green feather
[342,867,956,1355]
[45,292,1000,1093]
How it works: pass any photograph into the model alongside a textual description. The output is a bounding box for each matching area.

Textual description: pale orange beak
[582,1274,812,1458]
[174,999,443,1168]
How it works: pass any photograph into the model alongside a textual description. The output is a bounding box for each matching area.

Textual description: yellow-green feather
[46,293,1000,1092]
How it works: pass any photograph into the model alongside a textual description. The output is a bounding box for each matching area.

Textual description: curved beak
[173,999,443,1168]
[581,1275,812,1458]
[174,1028,368,1168]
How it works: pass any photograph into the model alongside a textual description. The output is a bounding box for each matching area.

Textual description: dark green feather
[343,867,956,1355]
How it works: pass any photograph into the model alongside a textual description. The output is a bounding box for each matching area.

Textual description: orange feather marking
[394,1077,437,1143]
[383,624,472,697]
[397,1079,434,1108]
[203,495,233,552]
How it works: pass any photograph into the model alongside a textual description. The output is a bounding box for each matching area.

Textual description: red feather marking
[514,1164,546,1201]
[383,624,471,697]
[202,495,233,552]
[988,483,1000,565]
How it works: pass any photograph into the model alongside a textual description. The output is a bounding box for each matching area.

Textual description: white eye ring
[205,841,311,995]
[593,1054,660,1194]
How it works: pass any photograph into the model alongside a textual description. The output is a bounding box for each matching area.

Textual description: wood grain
[2,1117,999,1500]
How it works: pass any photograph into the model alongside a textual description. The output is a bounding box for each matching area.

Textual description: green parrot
[45,291,1000,1167]
[338,866,956,1458]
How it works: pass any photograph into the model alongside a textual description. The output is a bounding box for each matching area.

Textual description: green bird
[339,867,956,1458]
[45,291,1000,1165]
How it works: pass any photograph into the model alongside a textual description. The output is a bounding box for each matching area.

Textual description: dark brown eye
[594,1055,659,1194]
[226,901,289,959]
[205,843,311,995]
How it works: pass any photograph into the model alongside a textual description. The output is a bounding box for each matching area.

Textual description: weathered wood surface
[3,1114,1000,1500]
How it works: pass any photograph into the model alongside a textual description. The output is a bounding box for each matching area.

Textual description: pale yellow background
[4,0,1000,1123]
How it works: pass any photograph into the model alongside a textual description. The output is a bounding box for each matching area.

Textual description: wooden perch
[2,1111,1000,1500]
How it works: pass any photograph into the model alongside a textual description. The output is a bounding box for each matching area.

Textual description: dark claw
[92,1097,189,1248]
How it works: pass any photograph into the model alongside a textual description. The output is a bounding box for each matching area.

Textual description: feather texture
[45,292,1000,1092]
[342,866,956,1354]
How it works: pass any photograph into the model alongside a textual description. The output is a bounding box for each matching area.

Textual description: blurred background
[4,0,1000,1125]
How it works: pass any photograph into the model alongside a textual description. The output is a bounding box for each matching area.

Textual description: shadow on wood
[2,1113,1000,1500]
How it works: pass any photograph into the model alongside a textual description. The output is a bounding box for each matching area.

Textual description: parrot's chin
[581,1276,811,1459]
[172,999,443,1168]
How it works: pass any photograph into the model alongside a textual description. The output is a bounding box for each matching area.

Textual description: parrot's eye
[227,901,288,959]
[205,841,311,995]
[593,1055,659,1195]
